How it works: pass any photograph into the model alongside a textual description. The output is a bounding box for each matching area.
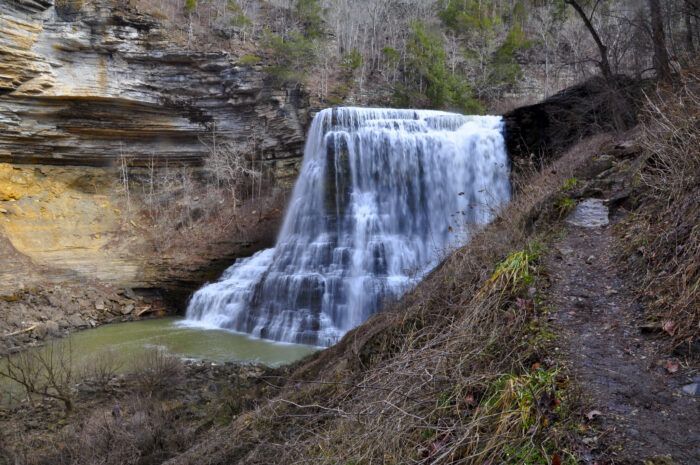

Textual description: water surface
[1,317,317,404]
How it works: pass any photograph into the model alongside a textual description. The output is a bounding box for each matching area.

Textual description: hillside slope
[3,77,697,464]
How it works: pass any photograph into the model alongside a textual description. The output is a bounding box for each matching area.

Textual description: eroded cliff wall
[0,0,308,296]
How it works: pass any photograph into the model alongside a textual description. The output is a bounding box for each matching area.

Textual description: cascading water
[184,107,510,347]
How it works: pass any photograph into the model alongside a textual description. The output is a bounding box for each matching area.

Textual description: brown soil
[545,215,700,463]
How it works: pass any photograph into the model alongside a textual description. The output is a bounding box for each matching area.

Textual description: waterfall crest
[184,107,510,346]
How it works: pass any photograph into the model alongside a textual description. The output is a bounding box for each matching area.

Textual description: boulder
[121,304,135,315]
[45,320,60,336]
[33,322,48,339]
[67,314,88,328]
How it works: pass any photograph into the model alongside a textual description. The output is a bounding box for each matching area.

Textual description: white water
[184,107,510,346]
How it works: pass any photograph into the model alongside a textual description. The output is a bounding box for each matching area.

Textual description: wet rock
[566,199,609,228]
[67,314,88,328]
[47,294,62,308]
[581,154,615,179]
[609,141,641,159]
[123,288,138,300]
[681,383,700,396]
[120,304,135,315]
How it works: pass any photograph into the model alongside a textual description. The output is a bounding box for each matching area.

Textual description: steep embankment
[165,82,699,464]
[0,0,310,347]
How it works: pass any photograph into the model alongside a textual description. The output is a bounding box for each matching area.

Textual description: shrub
[341,48,363,73]
[0,341,74,413]
[132,348,184,397]
[46,396,194,465]
[263,30,317,83]
[295,0,324,38]
[238,54,261,66]
[80,349,123,391]
[555,196,575,217]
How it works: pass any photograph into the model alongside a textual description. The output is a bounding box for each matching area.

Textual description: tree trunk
[649,0,673,81]
[565,0,613,81]
[685,0,698,53]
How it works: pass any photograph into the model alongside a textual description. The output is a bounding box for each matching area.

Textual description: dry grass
[618,70,700,351]
[39,396,196,465]
[163,134,610,465]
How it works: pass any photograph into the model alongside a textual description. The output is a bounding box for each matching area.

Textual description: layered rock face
[0,0,308,296]
[0,0,307,176]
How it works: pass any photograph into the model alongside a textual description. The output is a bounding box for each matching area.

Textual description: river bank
[0,278,169,357]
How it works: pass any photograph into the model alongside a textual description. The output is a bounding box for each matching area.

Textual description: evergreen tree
[396,22,482,113]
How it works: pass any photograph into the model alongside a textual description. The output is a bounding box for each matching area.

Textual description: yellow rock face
[0,163,144,285]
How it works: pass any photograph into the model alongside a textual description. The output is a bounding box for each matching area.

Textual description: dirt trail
[544,205,700,464]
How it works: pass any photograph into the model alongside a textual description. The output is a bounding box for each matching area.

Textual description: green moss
[238,54,261,66]
[528,319,557,353]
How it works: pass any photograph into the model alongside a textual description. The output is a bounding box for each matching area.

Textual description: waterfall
[184,107,510,347]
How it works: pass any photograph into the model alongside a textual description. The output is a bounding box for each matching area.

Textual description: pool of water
[0,317,317,404]
[66,317,318,367]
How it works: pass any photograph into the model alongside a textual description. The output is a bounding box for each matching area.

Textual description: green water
[64,317,317,367]
[59,317,317,366]
[0,318,317,403]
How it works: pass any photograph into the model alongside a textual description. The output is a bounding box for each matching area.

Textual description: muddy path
[544,203,700,463]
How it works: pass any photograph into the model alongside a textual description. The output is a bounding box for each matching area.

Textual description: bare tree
[685,0,697,53]
[565,0,614,80]
[0,341,75,413]
[649,0,673,81]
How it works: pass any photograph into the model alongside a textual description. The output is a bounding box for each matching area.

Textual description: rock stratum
[0,0,309,305]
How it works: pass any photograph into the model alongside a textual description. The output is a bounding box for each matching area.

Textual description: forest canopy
[135,0,700,110]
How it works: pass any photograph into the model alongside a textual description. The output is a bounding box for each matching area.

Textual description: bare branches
[565,0,613,80]
[118,127,266,254]
[0,341,74,413]
[621,72,700,349]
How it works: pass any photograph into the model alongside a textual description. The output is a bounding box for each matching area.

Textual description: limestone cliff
[0,0,309,297]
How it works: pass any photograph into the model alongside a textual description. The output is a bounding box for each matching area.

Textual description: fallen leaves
[662,320,676,336]
[663,359,679,374]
